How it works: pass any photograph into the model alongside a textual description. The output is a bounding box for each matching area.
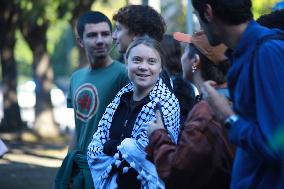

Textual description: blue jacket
[227,20,284,189]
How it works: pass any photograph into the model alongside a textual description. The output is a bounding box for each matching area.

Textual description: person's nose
[96,34,103,45]
[138,62,148,71]
[112,30,117,41]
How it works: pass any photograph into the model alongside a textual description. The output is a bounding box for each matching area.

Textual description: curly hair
[257,10,284,31]
[113,5,166,42]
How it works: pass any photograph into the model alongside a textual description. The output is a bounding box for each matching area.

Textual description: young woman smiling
[87,36,180,189]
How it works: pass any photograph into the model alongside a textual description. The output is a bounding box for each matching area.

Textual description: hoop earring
[192,62,198,73]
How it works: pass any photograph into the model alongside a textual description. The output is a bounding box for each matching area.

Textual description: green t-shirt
[67,61,129,153]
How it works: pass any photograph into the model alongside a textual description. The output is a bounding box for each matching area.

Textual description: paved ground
[0,132,69,189]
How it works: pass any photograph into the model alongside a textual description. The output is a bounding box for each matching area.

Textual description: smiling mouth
[136,74,150,77]
[95,48,106,51]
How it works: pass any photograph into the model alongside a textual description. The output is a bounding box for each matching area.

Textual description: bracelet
[224,114,239,129]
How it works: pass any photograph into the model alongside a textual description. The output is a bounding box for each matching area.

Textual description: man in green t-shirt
[54,11,129,189]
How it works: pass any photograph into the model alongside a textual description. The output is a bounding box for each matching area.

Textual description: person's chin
[134,79,147,86]
[95,54,107,59]
[118,49,125,54]
[209,38,222,46]
[136,83,150,90]
[135,79,155,89]
[117,45,127,54]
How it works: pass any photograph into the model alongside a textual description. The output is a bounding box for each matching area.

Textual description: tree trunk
[32,43,59,138]
[0,1,23,131]
[20,21,60,137]
[69,0,94,68]
[161,0,186,33]
[0,32,23,131]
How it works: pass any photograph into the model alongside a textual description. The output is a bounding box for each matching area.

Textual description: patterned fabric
[87,78,180,189]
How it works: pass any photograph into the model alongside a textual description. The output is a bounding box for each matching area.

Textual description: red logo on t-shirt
[78,93,92,110]
[74,83,99,122]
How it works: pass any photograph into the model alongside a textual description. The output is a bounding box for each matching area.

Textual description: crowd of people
[54,1,284,189]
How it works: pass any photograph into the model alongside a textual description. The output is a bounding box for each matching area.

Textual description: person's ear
[159,57,163,73]
[132,34,139,41]
[194,54,200,65]
[124,55,129,68]
[159,66,162,74]
[76,35,84,48]
[192,54,200,73]
[204,4,214,22]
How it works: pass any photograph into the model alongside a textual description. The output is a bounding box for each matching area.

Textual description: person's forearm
[146,129,177,180]
[227,116,282,163]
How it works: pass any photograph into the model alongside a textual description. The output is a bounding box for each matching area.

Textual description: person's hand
[147,109,165,138]
[193,68,235,123]
[202,81,235,122]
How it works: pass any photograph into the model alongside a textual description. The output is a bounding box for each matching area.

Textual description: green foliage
[162,0,187,34]
[14,30,33,77]
[91,0,127,23]
[14,0,129,80]
[50,21,76,77]
[252,0,280,19]
[47,20,70,54]
[17,0,62,26]
[69,47,80,72]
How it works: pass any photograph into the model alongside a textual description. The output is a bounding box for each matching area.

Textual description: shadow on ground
[0,132,69,189]
[0,161,58,189]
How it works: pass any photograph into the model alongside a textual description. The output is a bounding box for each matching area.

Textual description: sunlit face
[127,44,162,94]
[181,46,195,81]
[80,22,112,65]
[112,22,135,53]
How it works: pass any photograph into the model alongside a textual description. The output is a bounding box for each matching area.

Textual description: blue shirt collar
[226,20,259,59]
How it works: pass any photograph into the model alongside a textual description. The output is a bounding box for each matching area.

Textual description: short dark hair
[76,11,112,39]
[161,34,182,75]
[257,10,284,31]
[188,43,229,85]
[191,0,253,25]
[113,5,166,42]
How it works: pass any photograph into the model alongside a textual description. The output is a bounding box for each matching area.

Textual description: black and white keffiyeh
[87,78,180,189]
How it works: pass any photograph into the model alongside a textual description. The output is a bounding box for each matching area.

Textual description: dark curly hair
[113,5,166,42]
[257,10,284,31]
